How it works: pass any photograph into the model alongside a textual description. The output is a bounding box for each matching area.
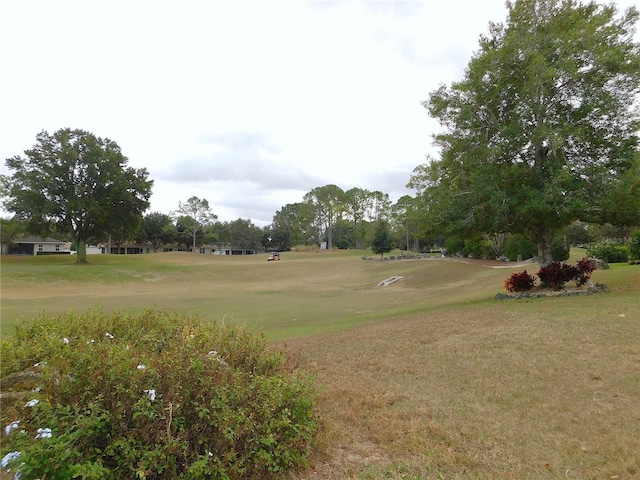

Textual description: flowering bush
[503,270,537,293]
[0,308,316,479]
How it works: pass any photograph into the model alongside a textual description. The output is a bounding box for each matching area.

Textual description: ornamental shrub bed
[503,257,596,293]
[0,308,317,480]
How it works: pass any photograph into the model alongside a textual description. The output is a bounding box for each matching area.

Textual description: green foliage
[503,270,536,293]
[223,218,264,250]
[504,234,537,261]
[628,230,640,261]
[140,212,175,252]
[304,185,346,250]
[371,221,394,259]
[410,1,640,265]
[0,217,25,254]
[0,309,316,479]
[4,128,153,264]
[588,240,629,263]
[175,197,218,250]
[445,237,464,256]
[462,237,484,259]
[272,202,317,249]
[551,235,570,262]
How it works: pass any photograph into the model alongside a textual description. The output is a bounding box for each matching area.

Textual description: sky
[1,0,638,226]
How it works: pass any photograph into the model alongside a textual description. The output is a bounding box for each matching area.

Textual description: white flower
[143,389,156,401]
[31,387,41,393]
[86,339,95,344]
[24,399,39,408]
[105,332,114,339]
[208,451,213,457]
[4,421,20,435]
[137,364,146,370]
[35,428,52,439]
[1,451,21,468]
[62,337,69,344]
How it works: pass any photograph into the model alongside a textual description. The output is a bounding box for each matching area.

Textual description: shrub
[445,237,464,257]
[551,235,570,261]
[504,270,536,293]
[504,234,537,261]
[537,261,579,289]
[628,230,640,261]
[0,308,317,480]
[574,257,596,286]
[588,240,629,263]
[463,237,486,259]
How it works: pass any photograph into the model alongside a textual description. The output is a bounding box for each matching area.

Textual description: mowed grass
[1,251,504,337]
[1,251,639,478]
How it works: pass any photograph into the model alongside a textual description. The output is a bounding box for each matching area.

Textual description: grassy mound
[0,308,316,479]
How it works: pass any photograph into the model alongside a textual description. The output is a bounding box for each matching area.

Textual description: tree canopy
[174,196,217,251]
[410,0,640,264]
[139,212,175,252]
[371,221,394,259]
[4,128,152,263]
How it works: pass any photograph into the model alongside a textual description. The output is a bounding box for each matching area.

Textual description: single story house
[6,236,72,256]
[108,243,262,255]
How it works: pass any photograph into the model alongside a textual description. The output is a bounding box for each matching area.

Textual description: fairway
[1,251,520,337]
[1,251,639,478]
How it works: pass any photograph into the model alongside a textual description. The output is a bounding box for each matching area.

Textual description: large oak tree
[4,128,152,263]
[410,0,640,264]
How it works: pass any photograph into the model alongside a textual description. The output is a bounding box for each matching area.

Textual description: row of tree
[135,207,263,254]
[123,188,420,256]
[2,0,639,265]
[263,186,421,252]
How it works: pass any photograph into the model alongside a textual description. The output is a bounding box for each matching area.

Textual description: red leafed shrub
[504,270,536,293]
[574,257,596,286]
[537,261,579,289]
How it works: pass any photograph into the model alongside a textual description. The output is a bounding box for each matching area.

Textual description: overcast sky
[1,1,638,226]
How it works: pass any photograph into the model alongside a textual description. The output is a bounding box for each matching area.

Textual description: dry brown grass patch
[280,295,640,479]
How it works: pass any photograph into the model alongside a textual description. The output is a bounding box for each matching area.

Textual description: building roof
[15,236,67,244]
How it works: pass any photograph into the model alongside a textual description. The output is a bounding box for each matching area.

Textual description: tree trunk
[76,239,88,264]
[536,230,553,266]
